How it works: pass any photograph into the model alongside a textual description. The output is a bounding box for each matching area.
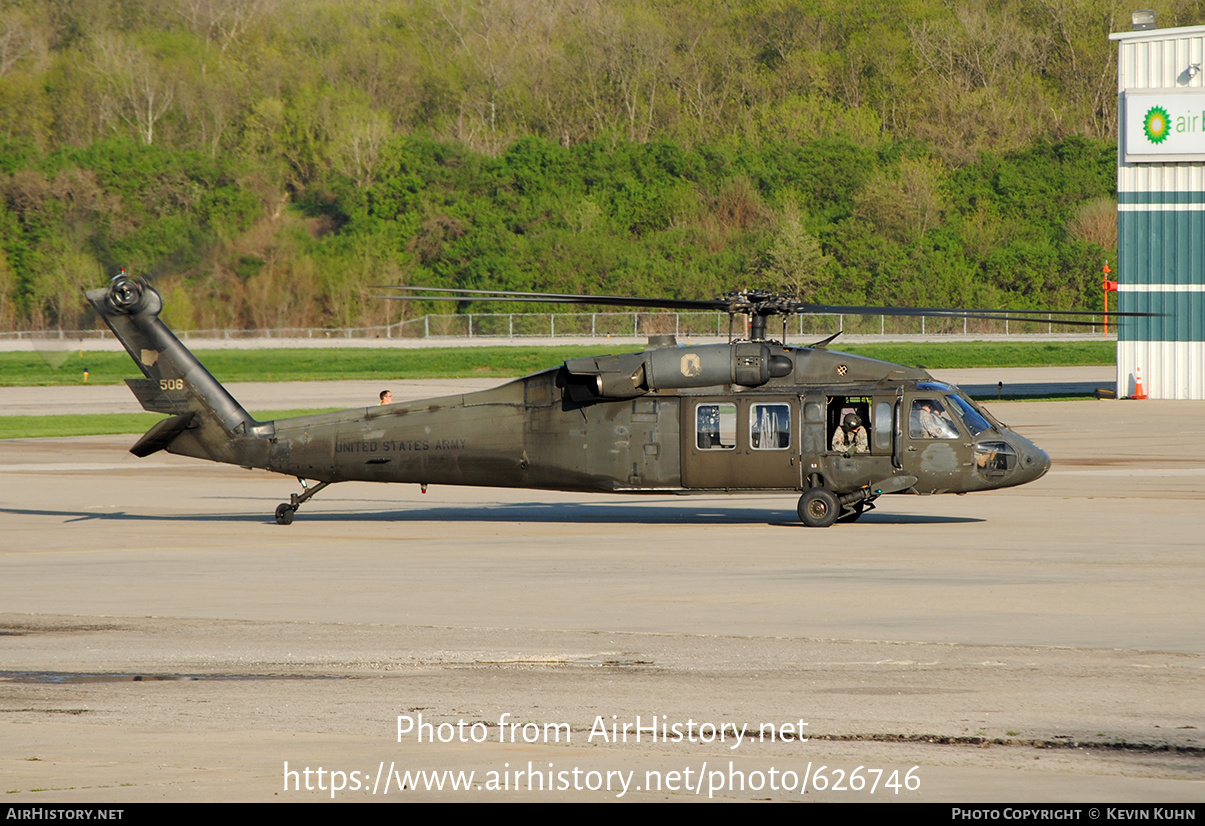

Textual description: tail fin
[86,275,272,464]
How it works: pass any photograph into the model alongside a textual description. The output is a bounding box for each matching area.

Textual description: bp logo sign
[1124,91,1205,161]
[1143,106,1171,144]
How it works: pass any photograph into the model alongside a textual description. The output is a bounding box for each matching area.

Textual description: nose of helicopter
[1016,439,1051,483]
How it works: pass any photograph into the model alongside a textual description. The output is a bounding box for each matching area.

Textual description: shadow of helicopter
[0,503,982,527]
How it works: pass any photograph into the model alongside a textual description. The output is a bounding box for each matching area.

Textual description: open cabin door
[806,393,903,492]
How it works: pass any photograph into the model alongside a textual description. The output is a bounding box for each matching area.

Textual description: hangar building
[1111,19,1205,398]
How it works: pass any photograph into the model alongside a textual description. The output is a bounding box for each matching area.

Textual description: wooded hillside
[0,0,1193,330]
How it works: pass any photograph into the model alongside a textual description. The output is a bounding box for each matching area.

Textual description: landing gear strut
[837,501,868,523]
[275,478,333,525]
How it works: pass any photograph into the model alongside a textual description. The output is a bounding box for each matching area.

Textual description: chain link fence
[1,310,1108,342]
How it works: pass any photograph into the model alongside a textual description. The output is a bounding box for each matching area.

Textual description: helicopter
[85,275,1139,527]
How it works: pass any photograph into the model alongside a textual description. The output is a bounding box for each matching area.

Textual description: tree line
[0,0,1180,330]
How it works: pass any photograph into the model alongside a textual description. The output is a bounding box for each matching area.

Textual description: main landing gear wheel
[798,488,839,528]
[275,503,296,525]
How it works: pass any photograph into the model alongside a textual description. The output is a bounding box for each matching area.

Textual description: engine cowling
[562,343,793,400]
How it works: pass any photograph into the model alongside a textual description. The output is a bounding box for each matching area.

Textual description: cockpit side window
[910,399,960,439]
[975,441,1017,478]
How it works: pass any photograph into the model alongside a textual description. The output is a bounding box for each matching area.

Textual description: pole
[1103,262,1116,337]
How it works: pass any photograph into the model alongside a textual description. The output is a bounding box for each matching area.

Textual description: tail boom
[86,276,273,466]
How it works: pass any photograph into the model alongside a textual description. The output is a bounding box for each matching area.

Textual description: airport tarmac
[1,385,1203,802]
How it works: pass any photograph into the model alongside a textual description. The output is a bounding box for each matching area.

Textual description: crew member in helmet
[832,413,869,456]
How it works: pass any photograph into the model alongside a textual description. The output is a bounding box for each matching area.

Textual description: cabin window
[696,403,736,450]
[874,401,893,451]
[750,404,791,450]
[909,399,960,439]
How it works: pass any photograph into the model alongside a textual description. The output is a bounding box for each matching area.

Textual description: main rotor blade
[377,285,1158,324]
[376,285,726,312]
[798,302,1158,319]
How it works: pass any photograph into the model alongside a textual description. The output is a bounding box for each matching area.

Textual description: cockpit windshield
[945,393,992,436]
[916,382,995,437]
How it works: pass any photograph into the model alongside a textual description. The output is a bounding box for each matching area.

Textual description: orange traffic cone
[1131,366,1147,400]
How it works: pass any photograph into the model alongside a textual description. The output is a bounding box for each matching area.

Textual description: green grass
[0,346,606,386]
[0,409,338,440]
[838,341,1115,369]
[1,340,1115,387]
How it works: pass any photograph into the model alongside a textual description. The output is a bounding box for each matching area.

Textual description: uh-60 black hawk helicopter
[86,275,1136,527]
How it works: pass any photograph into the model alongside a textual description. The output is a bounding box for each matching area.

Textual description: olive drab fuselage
[259,344,1051,497]
[86,277,1051,525]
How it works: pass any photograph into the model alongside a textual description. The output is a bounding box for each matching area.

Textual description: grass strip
[839,341,1115,369]
[0,346,602,386]
[0,409,338,440]
[2,340,1116,387]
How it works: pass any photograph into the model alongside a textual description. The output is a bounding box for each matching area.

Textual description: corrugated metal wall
[1113,26,1205,399]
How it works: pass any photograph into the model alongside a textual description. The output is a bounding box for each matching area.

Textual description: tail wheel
[798,488,839,528]
[275,503,296,525]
